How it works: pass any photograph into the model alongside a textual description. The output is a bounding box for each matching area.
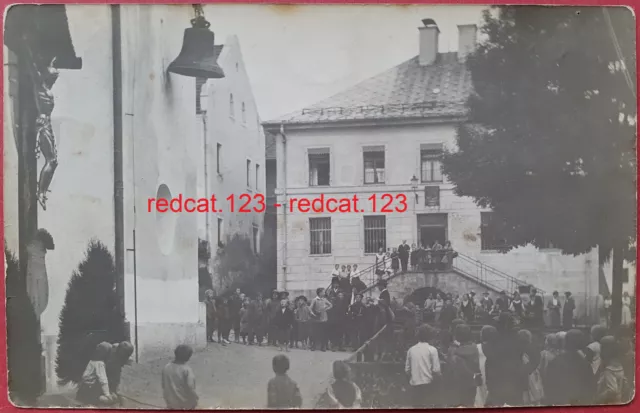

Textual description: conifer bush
[55,240,125,385]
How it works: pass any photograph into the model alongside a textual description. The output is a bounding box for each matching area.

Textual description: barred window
[310,217,331,255]
[364,215,386,253]
[363,147,385,184]
[421,149,443,182]
[481,212,509,251]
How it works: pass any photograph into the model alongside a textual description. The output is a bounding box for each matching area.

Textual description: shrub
[55,240,125,385]
[6,246,43,404]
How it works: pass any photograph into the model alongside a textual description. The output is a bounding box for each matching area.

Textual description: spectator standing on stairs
[399,240,411,273]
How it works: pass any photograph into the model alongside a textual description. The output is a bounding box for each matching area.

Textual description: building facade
[4,4,211,390]
[263,19,604,322]
[196,35,266,291]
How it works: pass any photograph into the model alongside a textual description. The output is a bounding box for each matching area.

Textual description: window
[364,216,386,253]
[229,94,235,119]
[255,163,260,191]
[309,217,331,255]
[363,146,385,184]
[253,224,259,254]
[421,147,443,182]
[480,212,510,251]
[246,160,251,188]
[241,102,246,125]
[308,148,330,186]
[217,218,224,247]
[216,143,222,174]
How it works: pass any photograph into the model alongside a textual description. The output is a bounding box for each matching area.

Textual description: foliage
[213,232,276,296]
[198,238,213,302]
[6,246,43,404]
[442,6,636,324]
[55,240,125,385]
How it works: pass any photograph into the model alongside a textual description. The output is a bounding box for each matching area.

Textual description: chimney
[457,24,477,62]
[419,18,439,66]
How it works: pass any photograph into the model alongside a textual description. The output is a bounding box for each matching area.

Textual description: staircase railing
[452,252,546,296]
[329,251,545,298]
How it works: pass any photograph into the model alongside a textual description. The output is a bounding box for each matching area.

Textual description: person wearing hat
[348,293,365,350]
[527,288,544,328]
[480,292,493,312]
[495,290,510,313]
[563,291,575,329]
[351,272,367,301]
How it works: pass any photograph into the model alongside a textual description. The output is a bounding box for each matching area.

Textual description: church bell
[168,15,225,79]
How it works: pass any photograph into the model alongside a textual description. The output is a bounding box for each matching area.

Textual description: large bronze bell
[168,16,225,79]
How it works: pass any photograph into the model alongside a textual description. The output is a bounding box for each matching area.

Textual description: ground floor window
[364,215,386,253]
[310,217,331,255]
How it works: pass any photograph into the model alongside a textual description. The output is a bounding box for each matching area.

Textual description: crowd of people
[372,240,458,277]
[203,281,395,353]
[402,315,634,408]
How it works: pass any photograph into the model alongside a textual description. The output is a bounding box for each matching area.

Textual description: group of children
[203,280,392,353]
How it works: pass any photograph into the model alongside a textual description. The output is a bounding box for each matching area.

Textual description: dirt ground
[118,342,350,409]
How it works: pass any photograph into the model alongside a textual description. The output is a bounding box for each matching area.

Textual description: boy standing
[273,298,295,351]
[267,355,302,408]
[162,345,199,409]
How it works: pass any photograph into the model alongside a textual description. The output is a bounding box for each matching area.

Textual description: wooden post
[16,44,44,399]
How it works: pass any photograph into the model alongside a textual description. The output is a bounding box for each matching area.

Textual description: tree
[6,246,43,404]
[213,233,274,296]
[442,6,636,326]
[55,240,126,385]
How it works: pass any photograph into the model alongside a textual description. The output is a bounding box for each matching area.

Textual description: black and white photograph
[3,3,637,409]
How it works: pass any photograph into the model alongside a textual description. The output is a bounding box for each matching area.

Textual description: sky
[203,4,487,120]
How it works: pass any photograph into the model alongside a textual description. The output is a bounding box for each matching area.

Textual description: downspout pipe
[111,5,126,338]
[280,123,287,291]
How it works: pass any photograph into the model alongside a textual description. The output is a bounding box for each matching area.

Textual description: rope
[346,324,388,363]
[119,393,164,409]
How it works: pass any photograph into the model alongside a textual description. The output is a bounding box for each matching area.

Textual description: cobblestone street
[118,342,350,409]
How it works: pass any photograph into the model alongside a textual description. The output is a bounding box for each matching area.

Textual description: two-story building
[263,19,603,323]
[195,36,266,290]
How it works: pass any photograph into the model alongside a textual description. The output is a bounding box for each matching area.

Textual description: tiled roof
[266,52,471,125]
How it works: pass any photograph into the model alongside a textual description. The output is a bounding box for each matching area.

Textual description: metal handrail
[327,250,545,297]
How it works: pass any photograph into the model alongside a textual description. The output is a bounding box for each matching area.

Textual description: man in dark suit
[273,299,295,352]
[377,280,390,305]
[398,240,411,273]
